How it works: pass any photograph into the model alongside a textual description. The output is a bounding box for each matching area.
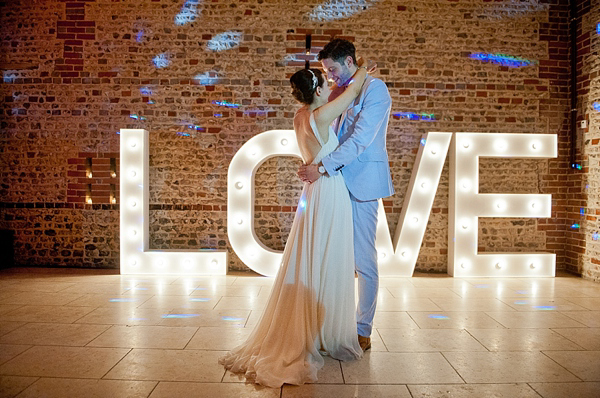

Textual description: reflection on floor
[0,268,599,397]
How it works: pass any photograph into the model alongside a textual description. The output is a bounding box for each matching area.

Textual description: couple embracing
[220,38,394,388]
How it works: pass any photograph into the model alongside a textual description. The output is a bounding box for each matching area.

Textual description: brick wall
[565,0,600,281]
[0,0,597,278]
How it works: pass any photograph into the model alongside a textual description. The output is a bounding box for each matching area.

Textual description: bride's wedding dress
[219,110,362,388]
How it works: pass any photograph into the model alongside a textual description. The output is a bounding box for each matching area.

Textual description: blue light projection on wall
[597,22,600,35]
[3,71,15,83]
[393,112,436,121]
[194,71,220,85]
[212,100,240,108]
[175,0,201,26]
[243,109,271,116]
[570,223,580,230]
[206,31,242,52]
[593,102,600,112]
[129,114,147,121]
[153,53,171,69]
[177,123,206,137]
[593,232,599,241]
[469,53,535,68]
[135,30,144,43]
[308,0,380,22]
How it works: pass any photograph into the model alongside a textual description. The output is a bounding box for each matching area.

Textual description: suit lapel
[337,110,347,138]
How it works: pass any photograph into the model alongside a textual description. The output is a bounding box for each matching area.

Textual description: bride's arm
[313,65,367,127]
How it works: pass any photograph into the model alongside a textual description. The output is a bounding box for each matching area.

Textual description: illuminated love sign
[120,129,557,277]
[119,129,226,275]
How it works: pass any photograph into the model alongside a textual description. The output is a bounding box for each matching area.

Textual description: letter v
[375,132,453,276]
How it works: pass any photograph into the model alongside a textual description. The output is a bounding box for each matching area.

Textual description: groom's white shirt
[321,75,394,201]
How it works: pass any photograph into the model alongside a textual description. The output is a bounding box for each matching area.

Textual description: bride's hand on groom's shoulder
[356,56,377,74]
[366,60,377,74]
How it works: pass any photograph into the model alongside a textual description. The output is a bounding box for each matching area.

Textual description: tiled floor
[0,269,599,397]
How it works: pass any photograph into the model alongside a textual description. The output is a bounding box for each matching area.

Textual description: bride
[219,61,369,388]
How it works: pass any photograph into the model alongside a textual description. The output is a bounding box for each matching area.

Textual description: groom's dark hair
[318,38,357,66]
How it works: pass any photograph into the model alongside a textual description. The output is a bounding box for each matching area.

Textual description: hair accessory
[307,69,318,90]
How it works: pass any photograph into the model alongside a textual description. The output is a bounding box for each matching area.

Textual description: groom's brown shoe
[358,335,371,351]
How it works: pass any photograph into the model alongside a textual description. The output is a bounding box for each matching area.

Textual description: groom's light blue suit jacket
[321,75,395,201]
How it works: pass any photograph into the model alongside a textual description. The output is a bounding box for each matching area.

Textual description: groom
[298,38,394,351]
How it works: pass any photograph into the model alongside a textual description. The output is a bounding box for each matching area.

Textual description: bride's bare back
[293,107,328,165]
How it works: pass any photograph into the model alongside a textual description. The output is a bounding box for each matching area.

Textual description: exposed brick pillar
[55,0,96,82]
[67,152,119,205]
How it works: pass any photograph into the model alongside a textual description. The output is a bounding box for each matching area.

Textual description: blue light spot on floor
[162,314,200,318]
[222,316,245,321]
[514,300,528,305]
[109,298,138,302]
[533,306,556,311]
[190,298,210,302]
[428,314,449,319]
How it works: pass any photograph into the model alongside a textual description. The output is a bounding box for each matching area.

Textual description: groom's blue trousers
[350,194,379,337]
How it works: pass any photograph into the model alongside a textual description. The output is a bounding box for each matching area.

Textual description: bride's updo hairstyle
[290,68,325,105]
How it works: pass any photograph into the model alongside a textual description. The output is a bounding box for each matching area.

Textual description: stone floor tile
[17,378,157,398]
[542,351,600,381]
[341,352,462,384]
[408,383,540,398]
[378,328,486,352]
[150,381,279,397]
[529,382,600,398]
[87,325,197,349]
[282,384,412,398]
[0,346,129,378]
[466,328,584,351]
[408,311,505,329]
[443,351,580,383]
[0,323,109,346]
[104,348,226,382]
[0,375,38,398]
